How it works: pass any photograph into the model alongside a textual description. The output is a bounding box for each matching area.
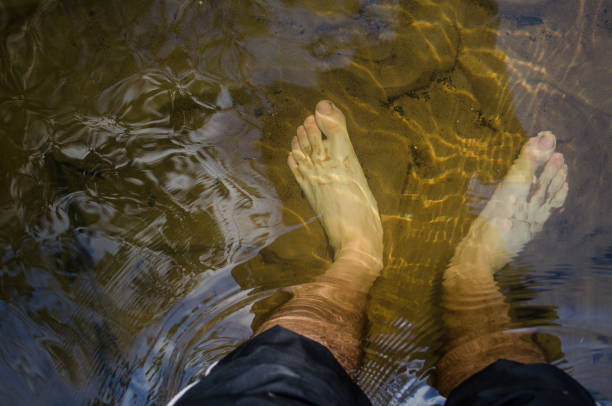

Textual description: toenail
[537,132,555,149]
[317,101,333,114]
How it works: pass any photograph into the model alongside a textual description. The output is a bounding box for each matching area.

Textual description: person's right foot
[455,131,569,271]
[288,100,383,271]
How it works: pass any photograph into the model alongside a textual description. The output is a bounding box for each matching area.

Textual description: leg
[170,101,380,405]
[256,100,383,374]
[436,131,569,395]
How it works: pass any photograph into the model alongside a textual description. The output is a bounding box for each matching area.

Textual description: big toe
[526,131,557,167]
[315,100,346,130]
[314,100,351,155]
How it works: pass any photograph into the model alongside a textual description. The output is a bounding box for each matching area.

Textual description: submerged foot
[288,100,383,270]
[456,131,569,270]
[437,133,566,396]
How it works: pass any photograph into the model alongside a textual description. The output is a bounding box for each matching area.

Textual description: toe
[297,125,312,155]
[527,131,556,167]
[287,152,302,180]
[536,131,556,151]
[304,115,325,159]
[550,181,569,208]
[529,153,568,222]
[314,100,347,134]
[291,136,301,153]
[547,162,568,198]
[291,136,308,162]
[314,100,351,156]
[532,180,568,227]
[529,153,563,208]
[541,153,564,187]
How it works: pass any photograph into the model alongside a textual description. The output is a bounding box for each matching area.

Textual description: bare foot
[288,100,383,271]
[454,131,569,271]
[437,132,569,394]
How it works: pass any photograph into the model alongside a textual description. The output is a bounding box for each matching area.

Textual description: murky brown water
[1,0,610,404]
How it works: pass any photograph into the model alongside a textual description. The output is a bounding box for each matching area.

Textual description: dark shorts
[169,326,595,406]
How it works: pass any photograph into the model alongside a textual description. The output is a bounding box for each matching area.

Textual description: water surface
[0,0,610,404]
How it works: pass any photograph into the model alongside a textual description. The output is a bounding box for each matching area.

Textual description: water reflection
[0,0,610,404]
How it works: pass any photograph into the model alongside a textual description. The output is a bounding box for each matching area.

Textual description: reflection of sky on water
[0,0,610,404]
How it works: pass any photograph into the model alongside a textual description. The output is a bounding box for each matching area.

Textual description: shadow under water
[0,0,610,404]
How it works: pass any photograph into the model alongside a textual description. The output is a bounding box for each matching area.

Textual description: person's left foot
[289,100,383,271]
[454,131,569,271]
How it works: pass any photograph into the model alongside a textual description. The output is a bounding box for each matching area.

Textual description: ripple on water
[0,0,611,404]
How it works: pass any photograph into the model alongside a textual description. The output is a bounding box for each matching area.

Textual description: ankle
[320,251,383,294]
[335,246,383,273]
